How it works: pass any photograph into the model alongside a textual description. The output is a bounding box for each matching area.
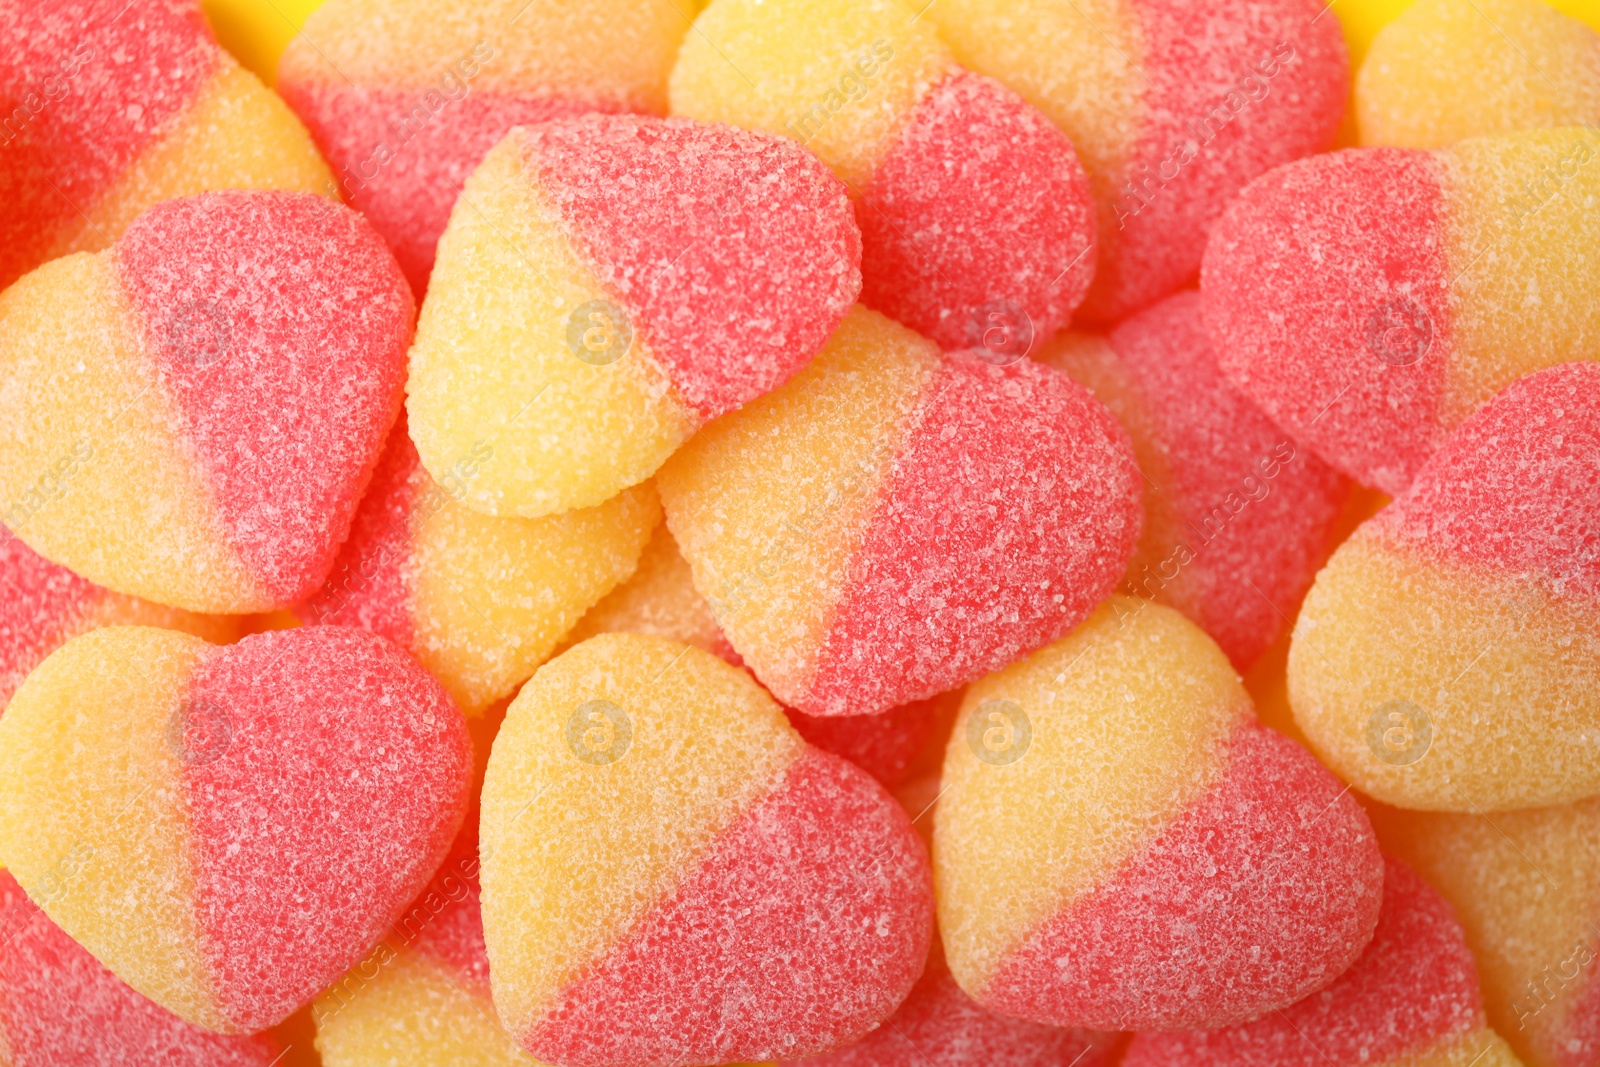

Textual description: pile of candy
[0,0,1597,1064]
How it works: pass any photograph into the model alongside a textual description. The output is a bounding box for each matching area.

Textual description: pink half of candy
[1044,289,1349,668]
[180,626,472,1030]
[114,190,414,606]
[0,870,281,1067]
[0,0,219,288]
[1121,856,1502,1067]
[1202,148,1451,493]
[1374,360,1600,605]
[1081,0,1349,324]
[522,114,862,421]
[858,70,1098,355]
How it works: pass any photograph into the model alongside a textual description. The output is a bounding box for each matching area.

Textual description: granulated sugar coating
[659,306,1141,718]
[0,0,332,291]
[1040,290,1348,669]
[407,118,859,518]
[0,869,282,1067]
[936,599,1381,1032]
[0,532,239,707]
[925,0,1347,324]
[1204,128,1600,495]
[314,865,779,1067]
[672,0,1096,352]
[481,634,932,1067]
[1122,857,1524,1067]
[565,522,951,788]
[1357,0,1600,149]
[0,190,413,615]
[788,936,1119,1067]
[313,869,538,1067]
[278,0,693,291]
[1369,799,1600,1067]
[857,70,1096,351]
[561,523,737,662]
[1289,363,1600,812]
[0,625,472,1034]
[295,417,660,714]
[785,696,941,789]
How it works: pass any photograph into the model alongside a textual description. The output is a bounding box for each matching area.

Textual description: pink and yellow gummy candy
[407,115,861,518]
[935,598,1382,1032]
[480,633,932,1066]
[658,305,1142,718]
[0,0,332,292]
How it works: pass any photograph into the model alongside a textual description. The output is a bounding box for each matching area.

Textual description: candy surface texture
[0,625,472,1032]
[296,419,660,713]
[1122,856,1524,1067]
[936,598,1382,1031]
[672,0,1098,353]
[0,0,333,292]
[924,0,1348,323]
[1290,362,1600,811]
[659,306,1142,717]
[278,0,693,290]
[1358,0,1600,148]
[1040,290,1347,668]
[408,116,860,517]
[0,190,414,613]
[0,868,282,1067]
[481,633,933,1066]
[1204,129,1600,494]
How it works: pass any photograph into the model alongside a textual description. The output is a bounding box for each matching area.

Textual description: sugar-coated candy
[1289,362,1600,812]
[295,418,660,714]
[0,0,333,292]
[790,936,1119,1067]
[315,857,777,1067]
[0,868,282,1066]
[1204,127,1600,495]
[567,523,948,786]
[408,116,860,518]
[1369,799,1600,1067]
[316,873,532,1067]
[785,696,945,790]
[1039,290,1348,669]
[658,306,1141,717]
[1358,0,1600,149]
[277,0,692,292]
[0,532,239,707]
[1123,857,1524,1066]
[563,522,739,662]
[923,0,1347,324]
[481,633,932,1066]
[0,625,472,1032]
[936,597,1382,1032]
[671,0,1096,353]
[0,190,413,613]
